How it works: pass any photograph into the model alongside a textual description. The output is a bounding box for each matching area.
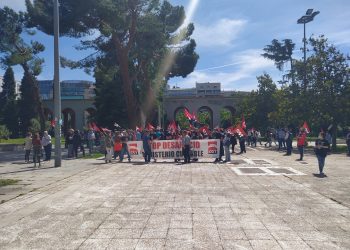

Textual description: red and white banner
[127,139,220,159]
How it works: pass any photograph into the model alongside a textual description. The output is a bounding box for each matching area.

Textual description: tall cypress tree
[0,67,19,137]
[19,69,41,135]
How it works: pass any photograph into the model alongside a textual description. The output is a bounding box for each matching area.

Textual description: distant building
[38,80,96,133]
[163,82,248,128]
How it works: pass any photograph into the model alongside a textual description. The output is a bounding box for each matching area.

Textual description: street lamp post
[53,0,62,167]
[297,9,320,89]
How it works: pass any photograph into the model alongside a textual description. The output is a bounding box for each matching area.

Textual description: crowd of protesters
[23,124,350,176]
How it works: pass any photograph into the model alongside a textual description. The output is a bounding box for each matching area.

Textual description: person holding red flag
[296,127,307,161]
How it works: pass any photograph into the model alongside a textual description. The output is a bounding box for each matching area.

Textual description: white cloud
[328,30,350,47]
[0,0,28,11]
[194,18,247,48]
[173,49,280,91]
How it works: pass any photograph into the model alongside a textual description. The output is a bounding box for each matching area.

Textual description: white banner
[127,139,220,159]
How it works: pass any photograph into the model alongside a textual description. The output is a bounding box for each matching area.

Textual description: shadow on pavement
[0,166,56,175]
[313,173,328,178]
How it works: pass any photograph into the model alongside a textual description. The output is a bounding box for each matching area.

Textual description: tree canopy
[27,0,199,128]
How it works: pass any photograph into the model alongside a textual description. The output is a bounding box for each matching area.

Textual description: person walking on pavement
[120,131,131,162]
[142,130,152,163]
[104,131,113,163]
[182,130,191,164]
[41,131,52,161]
[32,133,42,167]
[230,133,237,154]
[24,132,32,163]
[284,128,293,156]
[314,132,330,177]
[72,130,82,158]
[296,128,307,161]
[239,135,246,154]
[223,133,231,162]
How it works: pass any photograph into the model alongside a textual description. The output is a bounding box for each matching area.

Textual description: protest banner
[127,139,220,159]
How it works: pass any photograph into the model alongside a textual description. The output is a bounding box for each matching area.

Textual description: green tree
[0,7,46,134]
[27,0,199,128]
[0,67,19,137]
[239,74,278,133]
[220,109,232,128]
[175,110,189,129]
[93,63,128,129]
[262,39,295,83]
[198,111,211,127]
[306,36,350,149]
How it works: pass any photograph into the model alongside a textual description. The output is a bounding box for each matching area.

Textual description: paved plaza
[0,146,349,249]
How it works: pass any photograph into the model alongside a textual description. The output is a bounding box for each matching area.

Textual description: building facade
[163,82,247,128]
[39,80,96,133]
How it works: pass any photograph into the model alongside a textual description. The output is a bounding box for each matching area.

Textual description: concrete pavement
[0,146,349,249]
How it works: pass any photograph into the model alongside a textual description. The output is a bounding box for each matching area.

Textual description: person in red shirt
[32,133,42,167]
[296,128,307,161]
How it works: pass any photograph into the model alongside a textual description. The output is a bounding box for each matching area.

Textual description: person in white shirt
[41,131,52,161]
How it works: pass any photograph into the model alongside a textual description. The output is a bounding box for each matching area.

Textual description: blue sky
[1,0,349,91]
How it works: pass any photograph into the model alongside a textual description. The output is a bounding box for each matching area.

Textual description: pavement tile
[296,230,330,241]
[106,239,139,250]
[114,228,143,239]
[0,150,349,249]
[222,240,252,250]
[305,241,342,250]
[244,230,274,240]
[135,239,166,250]
[170,219,193,229]
[89,228,119,239]
[249,239,282,250]
[141,228,168,239]
[168,228,192,240]
[165,239,194,250]
[78,239,110,250]
[218,229,247,240]
[277,240,312,250]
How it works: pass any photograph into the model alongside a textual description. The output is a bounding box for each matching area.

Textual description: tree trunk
[117,50,141,128]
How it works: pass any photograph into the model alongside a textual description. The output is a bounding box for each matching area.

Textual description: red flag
[183,108,193,120]
[229,126,247,137]
[302,121,310,134]
[146,123,155,131]
[91,122,101,132]
[50,119,56,127]
[241,115,246,130]
[167,121,177,132]
[136,126,142,132]
[199,125,209,134]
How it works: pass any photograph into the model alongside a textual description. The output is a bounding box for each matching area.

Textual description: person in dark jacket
[72,130,82,158]
[314,132,330,176]
[230,134,237,154]
[239,135,246,154]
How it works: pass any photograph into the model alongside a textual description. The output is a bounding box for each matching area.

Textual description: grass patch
[0,179,20,187]
[82,153,104,159]
[0,138,64,145]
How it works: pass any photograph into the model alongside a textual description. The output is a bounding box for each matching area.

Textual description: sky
[0,0,349,91]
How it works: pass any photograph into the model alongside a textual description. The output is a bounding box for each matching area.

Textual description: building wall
[42,99,95,132]
[163,94,244,128]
